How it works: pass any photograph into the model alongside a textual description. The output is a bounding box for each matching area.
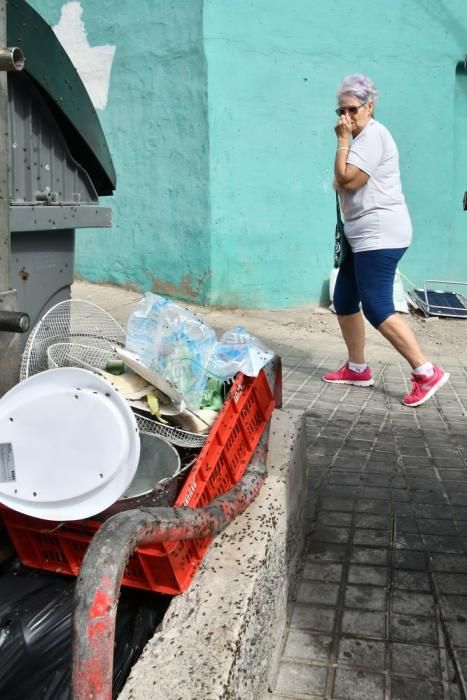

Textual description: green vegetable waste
[200,378,225,411]
[105,359,125,375]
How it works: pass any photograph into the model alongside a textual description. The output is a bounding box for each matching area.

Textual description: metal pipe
[72,428,270,700]
[0,310,29,332]
[0,47,25,72]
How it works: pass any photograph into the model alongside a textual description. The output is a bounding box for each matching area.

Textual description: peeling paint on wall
[53,1,115,110]
[151,271,212,302]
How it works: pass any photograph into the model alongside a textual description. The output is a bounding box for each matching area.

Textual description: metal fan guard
[20,299,126,381]
[47,343,119,372]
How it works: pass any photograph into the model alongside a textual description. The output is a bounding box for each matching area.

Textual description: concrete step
[119,408,307,700]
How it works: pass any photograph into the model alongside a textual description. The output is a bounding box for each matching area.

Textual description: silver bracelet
[336,146,350,152]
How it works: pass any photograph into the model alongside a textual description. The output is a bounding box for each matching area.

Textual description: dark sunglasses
[335,102,367,116]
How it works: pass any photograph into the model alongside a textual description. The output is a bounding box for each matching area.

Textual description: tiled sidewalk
[271,344,467,700]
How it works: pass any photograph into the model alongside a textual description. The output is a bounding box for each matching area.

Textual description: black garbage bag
[0,560,169,700]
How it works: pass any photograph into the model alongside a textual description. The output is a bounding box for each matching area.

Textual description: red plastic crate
[0,369,275,595]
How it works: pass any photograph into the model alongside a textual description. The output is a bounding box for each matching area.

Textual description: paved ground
[274,349,467,700]
[74,281,467,700]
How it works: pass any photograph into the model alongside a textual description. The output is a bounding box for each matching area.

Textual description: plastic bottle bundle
[125,297,274,409]
[150,303,217,409]
[206,326,274,380]
[125,292,166,364]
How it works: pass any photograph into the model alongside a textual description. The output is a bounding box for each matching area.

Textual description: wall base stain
[151,270,211,303]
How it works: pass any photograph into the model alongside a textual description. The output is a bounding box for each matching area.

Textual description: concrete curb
[119,407,307,700]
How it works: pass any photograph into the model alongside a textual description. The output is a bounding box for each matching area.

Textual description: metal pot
[96,433,181,519]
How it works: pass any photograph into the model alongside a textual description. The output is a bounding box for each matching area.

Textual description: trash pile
[0,295,277,699]
[0,294,274,522]
[124,291,274,420]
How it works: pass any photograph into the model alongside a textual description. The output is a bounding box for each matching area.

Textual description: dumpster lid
[7,0,116,195]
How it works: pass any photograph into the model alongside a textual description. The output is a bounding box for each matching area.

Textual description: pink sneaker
[322,363,375,387]
[402,366,449,407]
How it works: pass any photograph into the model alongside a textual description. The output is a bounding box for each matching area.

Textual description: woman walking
[324,74,448,407]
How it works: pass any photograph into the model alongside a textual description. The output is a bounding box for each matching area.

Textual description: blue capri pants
[333,247,407,328]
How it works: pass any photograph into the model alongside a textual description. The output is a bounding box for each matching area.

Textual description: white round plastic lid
[0,368,140,521]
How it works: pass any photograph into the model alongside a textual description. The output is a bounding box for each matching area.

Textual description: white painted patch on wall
[53,1,116,110]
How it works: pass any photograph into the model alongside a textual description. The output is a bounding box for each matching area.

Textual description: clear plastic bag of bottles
[125,292,166,364]
[206,326,274,380]
[126,297,274,408]
[150,302,217,409]
[125,293,217,409]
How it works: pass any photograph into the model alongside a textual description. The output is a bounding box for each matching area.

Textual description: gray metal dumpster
[0,0,116,396]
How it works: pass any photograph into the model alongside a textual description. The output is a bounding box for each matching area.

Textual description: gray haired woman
[324,73,448,406]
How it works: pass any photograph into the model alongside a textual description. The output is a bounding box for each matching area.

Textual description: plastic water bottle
[125,292,165,364]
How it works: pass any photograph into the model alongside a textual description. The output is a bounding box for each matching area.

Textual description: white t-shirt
[340,119,412,252]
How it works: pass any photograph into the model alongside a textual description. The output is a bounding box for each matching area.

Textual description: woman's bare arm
[334,113,369,191]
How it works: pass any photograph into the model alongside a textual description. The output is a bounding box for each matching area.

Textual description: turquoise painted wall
[29,1,467,308]
[204,0,467,307]
[30,0,211,303]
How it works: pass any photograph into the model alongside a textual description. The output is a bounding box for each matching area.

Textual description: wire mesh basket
[20,300,126,381]
[133,412,207,449]
[47,342,120,372]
